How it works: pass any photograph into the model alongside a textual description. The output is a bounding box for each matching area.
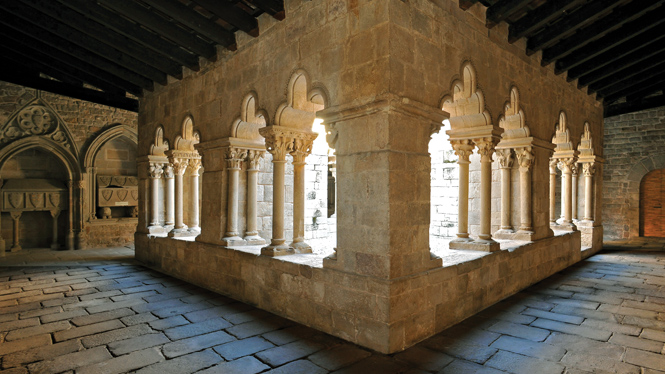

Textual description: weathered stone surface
[134,349,222,374]
[213,336,274,360]
[26,346,113,374]
[76,347,164,374]
[162,330,235,358]
[197,356,269,374]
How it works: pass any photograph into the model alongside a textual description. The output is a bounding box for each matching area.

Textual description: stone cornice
[195,137,267,153]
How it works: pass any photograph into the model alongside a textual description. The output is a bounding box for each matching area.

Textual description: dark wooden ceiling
[0,0,662,117]
[461,0,665,117]
[0,0,284,112]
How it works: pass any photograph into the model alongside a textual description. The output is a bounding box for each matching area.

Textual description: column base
[556,222,577,232]
[66,232,75,250]
[494,229,534,241]
[577,220,594,228]
[493,229,514,240]
[168,227,190,238]
[148,225,167,235]
[0,238,5,256]
[243,234,266,246]
[188,227,201,235]
[450,239,500,252]
[448,236,473,250]
[261,241,294,256]
[75,233,84,250]
[221,236,246,246]
[290,241,312,254]
[10,244,21,252]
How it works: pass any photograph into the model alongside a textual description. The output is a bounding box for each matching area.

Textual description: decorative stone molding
[451,139,474,163]
[232,93,267,145]
[163,164,174,179]
[150,126,170,156]
[583,162,595,176]
[474,137,496,162]
[557,157,576,173]
[496,149,513,168]
[148,162,164,179]
[515,147,534,171]
[441,62,493,133]
[225,147,247,170]
[174,116,200,152]
[247,150,264,170]
[274,70,325,131]
[171,158,188,176]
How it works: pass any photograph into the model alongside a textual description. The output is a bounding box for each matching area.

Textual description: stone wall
[603,105,665,240]
[0,82,138,251]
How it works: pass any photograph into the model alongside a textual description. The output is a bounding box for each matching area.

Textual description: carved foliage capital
[291,135,316,164]
[171,158,188,176]
[148,162,164,179]
[225,147,247,170]
[549,158,558,174]
[515,147,534,171]
[495,149,513,169]
[451,139,474,163]
[248,150,265,170]
[557,157,576,174]
[189,158,202,176]
[474,137,495,163]
[264,133,293,161]
[163,163,174,179]
[583,162,595,176]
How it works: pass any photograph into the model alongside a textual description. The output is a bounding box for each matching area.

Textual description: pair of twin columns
[450,138,535,251]
[148,156,201,235]
[549,157,596,229]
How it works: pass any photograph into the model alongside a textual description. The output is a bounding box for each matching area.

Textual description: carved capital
[291,135,316,165]
[50,209,61,218]
[324,122,338,150]
[189,158,202,176]
[247,150,265,170]
[557,157,576,174]
[171,158,188,176]
[571,163,579,177]
[163,163,174,179]
[264,134,292,161]
[474,137,495,163]
[496,149,513,169]
[515,147,534,172]
[148,162,164,179]
[451,139,474,164]
[583,162,595,177]
[549,158,558,174]
[10,211,21,220]
[225,147,247,170]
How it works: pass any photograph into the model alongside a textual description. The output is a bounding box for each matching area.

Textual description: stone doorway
[640,168,665,237]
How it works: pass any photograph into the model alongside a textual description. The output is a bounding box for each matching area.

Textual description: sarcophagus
[1,179,67,212]
[97,175,139,208]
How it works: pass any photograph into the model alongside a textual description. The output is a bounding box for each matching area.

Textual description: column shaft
[150,177,160,226]
[189,159,201,232]
[164,164,175,226]
[583,163,595,222]
[224,166,241,239]
[51,211,60,250]
[66,181,74,250]
[245,169,259,235]
[549,159,557,225]
[520,167,532,231]
[572,168,578,221]
[11,213,21,251]
[291,161,310,252]
[458,161,470,239]
[479,156,493,240]
[174,173,184,229]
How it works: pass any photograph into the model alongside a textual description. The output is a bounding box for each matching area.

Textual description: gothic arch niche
[259,69,334,256]
[640,169,665,237]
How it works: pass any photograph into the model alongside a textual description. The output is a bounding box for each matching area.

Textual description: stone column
[163,163,175,227]
[169,158,189,236]
[571,165,579,221]
[475,138,498,246]
[10,211,22,252]
[582,162,595,223]
[66,181,75,250]
[261,130,293,256]
[75,180,84,249]
[558,158,577,231]
[245,150,265,245]
[50,209,60,250]
[188,158,202,234]
[516,147,534,233]
[148,162,164,228]
[290,136,316,253]
[496,149,513,233]
[222,148,246,245]
[450,140,474,244]
[87,167,96,220]
[0,207,4,256]
[549,158,557,226]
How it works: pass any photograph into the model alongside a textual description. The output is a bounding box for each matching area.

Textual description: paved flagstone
[0,240,664,373]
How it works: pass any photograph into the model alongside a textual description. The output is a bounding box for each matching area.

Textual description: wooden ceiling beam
[508,0,584,43]
[526,0,622,55]
[1,42,127,96]
[19,0,183,79]
[603,74,665,104]
[604,93,665,117]
[626,82,665,102]
[485,0,533,29]
[587,52,665,94]
[555,9,665,74]
[567,25,665,81]
[542,0,663,65]
[599,68,665,100]
[97,0,216,60]
[0,3,167,85]
[192,0,259,37]
[0,23,149,95]
[140,0,237,50]
[577,44,665,88]
[244,0,285,20]
[57,0,201,72]
[0,69,139,112]
[459,0,479,10]
[4,55,84,88]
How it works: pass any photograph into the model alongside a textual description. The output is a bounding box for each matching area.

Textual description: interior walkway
[1,240,664,374]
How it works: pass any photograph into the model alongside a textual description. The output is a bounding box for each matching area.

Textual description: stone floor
[1,239,664,374]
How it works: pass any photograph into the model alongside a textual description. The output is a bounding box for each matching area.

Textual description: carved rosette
[549,158,558,174]
[225,147,247,170]
[189,158,202,176]
[496,149,514,169]
[163,163,174,179]
[148,163,164,179]
[247,150,265,170]
[291,134,317,165]
[451,139,474,164]
[0,104,76,151]
[583,162,595,177]
[515,147,534,172]
[557,157,576,174]
[474,138,496,163]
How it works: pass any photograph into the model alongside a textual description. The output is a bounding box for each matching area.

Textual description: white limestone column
[496,149,513,232]
[516,148,534,233]
[549,158,557,225]
[188,158,202,233]
[10,211,22,252]
[163,163,175,227]
[244,150,265,244]
[148,162,164,228]
[169,158,188,236]
[572,165,579,221]
[66,181,74,250]
[50,209,60,250]
[261,131,293,256]
[451,140,474,242]
[222,149,245,244]
[558,157,576,231]
[290,136,315,253]
[476,138,496,242]
[583,162,595,222]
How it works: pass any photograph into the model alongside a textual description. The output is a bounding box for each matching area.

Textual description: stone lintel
[446,124,503,143]
[196,137,266,153]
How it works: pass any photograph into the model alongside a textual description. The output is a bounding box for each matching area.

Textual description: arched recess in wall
[260,69,334,256]
[640,169,665,237]
[82,124,138,221]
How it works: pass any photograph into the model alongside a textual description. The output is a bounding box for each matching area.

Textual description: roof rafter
[508,0,584,43]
